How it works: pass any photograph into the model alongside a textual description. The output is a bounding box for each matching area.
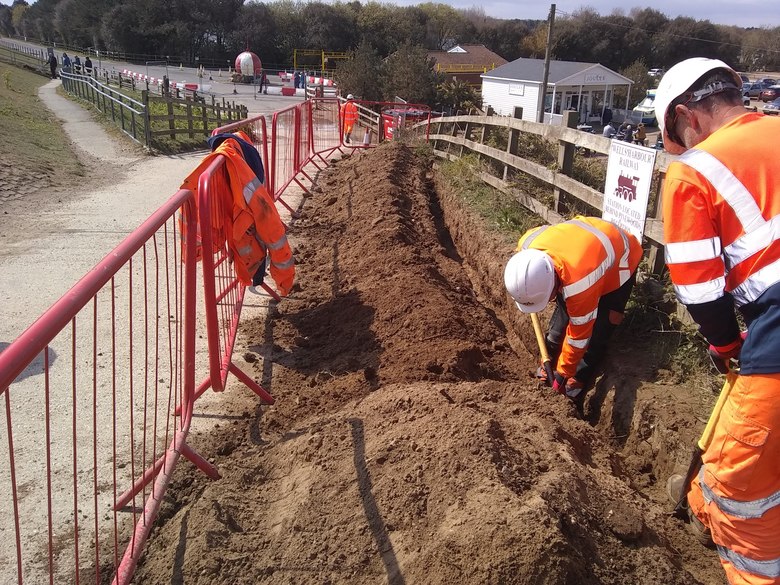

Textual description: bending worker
[340,94,358,144]
[503,216,642,407]
[656,57,780,584]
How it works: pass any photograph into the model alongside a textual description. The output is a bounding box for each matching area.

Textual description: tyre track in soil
[134,143,724,585]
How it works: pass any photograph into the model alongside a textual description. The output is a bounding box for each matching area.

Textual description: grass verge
[0,63,82,177]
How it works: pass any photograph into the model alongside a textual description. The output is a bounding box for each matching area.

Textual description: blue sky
[2,0,778,28]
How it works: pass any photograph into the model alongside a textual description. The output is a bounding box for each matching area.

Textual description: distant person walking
[84,56,93,75]
[62,53,71,72]
[73,55,82,74]
[48,51,57,79]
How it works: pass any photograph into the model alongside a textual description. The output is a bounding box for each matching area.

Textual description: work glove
[708,331,747,374]
[551,372,584,399]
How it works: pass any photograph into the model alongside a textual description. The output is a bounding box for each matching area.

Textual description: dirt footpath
[133,143,725,584]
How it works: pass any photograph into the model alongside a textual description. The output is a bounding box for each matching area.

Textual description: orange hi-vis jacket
[341,100,358,132]
[181,135,295,295]
[517,216,642,378]
[663,112,780,373]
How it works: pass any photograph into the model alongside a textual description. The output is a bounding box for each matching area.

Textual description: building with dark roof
[481,57,634,125]
[428,44,507,87]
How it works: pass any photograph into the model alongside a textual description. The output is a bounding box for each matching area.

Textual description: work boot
[666,474,714,547]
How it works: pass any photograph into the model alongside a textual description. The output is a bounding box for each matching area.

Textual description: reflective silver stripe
[267,234,288,251]
[520,226,549,249]
[665,237,722,264]
[561,220,615,299]
[238,246,253,256]
[567,337,589,349]
[617,230,631,285]
[717,546,780,578]
[570,307,598,326]
[680,150,766,232]
[673,277,725,305]
[700,466,780,520]
[272,257,295,270]
[243,177,263,203]
[731,256,780,307]
[725,215,780,267]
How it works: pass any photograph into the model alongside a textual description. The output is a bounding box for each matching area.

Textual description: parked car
[739,73,750,84]
[648,68,664,78]
[631,89,657,125]
[756,77,777,86]
[760,85,780,102]
[744,93,751,107]
[747,81,773,98]
[764,97,780,114]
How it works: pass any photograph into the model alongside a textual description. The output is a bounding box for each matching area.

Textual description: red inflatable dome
[235,51,262,77]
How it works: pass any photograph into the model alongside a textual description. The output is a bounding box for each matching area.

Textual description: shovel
[531,312,554,386]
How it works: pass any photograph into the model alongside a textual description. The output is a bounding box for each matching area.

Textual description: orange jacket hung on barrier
[516,216,643,377]
[180,133,295,296]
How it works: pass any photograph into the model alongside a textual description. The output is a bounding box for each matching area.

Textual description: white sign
[509,83,525,96]
[584,74,606,83]
[602,141,657,240]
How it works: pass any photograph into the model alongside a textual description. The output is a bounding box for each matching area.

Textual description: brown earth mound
[134,143,724,584]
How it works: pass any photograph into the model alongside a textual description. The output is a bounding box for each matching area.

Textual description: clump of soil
[134,143,722,584]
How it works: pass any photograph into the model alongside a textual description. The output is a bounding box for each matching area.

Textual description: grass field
[0,63,81,178]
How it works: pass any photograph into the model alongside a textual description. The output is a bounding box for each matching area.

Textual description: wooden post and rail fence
[418,107,676,275]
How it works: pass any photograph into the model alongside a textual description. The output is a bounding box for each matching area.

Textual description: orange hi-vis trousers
[688,372,780,585]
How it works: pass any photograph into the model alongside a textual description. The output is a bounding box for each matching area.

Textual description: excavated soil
[134,143,726,584]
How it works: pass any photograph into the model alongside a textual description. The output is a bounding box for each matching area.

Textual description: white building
[481,57,634,125]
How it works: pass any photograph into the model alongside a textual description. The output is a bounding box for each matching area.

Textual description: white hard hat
[346,93,354,99]
[503,249,556,314]
[654,57,741,155]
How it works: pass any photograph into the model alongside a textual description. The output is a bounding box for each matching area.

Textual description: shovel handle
[531,313,554,384]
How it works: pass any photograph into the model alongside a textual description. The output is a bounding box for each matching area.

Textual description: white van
[632,90,657,126]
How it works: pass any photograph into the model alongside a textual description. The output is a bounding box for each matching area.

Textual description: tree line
[2,0,778,73]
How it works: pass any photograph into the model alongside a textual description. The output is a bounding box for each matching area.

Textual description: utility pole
[537,3,556,123]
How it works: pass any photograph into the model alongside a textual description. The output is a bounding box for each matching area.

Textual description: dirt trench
[133,142,724,584]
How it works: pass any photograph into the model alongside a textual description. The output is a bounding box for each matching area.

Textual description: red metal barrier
[270,103,308,212]
[0,189,217,585]
[188,156,276,405]
[309,97,346,163]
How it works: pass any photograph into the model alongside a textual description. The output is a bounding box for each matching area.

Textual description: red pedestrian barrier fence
[0,189,218,585]
[0,96,421,584]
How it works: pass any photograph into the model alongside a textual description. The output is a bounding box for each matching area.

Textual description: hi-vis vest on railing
[181,134,295,296]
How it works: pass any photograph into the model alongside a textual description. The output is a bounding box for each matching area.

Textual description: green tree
[437,78,478,113]
[417,2,469,50]
[615,59,651,110]
[382,42,439,105]
[228,2,278,65]
[334,40,383,101]
[300,2,357,53]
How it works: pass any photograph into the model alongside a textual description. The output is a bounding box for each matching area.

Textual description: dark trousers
[545,274,636,389]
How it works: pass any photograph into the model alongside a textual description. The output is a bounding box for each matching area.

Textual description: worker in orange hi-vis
[503,216,642,410]
[656,57,780,585]
[340,94,358,144]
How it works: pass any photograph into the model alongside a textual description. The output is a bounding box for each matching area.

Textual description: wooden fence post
[504,106,522,181]
[201,104,208,136]
[553,110,578,213]
[187,101,194,139]
[646,171,667,275]
[167,98,175,139]
[141,90,151,149]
